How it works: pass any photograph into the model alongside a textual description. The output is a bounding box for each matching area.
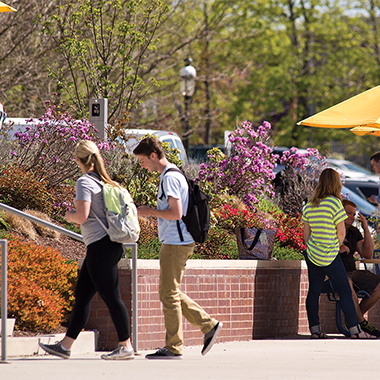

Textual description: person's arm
[368,185,380,204]
[336,220,346,246]
[303,222,311,244]
[355,213,374,259]
[137,196,182,220]
[65,200,91,225]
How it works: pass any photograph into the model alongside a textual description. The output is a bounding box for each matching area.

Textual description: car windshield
[343,163,373,176]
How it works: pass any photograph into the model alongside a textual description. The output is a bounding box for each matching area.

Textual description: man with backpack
[133,137,222,359]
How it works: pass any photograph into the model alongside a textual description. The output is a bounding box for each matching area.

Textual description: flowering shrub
[10,101,113,189]
[274,212,305,251]
[274,147,326,215]
[197,121,278,210]
[0,164,53,215]
[214,205,277,231]
[0,234,78,332]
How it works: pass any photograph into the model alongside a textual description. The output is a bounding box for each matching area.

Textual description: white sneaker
[101,345,135,360]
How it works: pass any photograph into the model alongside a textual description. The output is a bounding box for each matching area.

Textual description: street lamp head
[180,58,196,97]
[184,57,193,66]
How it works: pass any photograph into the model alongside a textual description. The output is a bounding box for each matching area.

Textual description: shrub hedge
[0,233,78,332]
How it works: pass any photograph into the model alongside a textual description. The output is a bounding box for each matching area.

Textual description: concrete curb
[1,331,98,358]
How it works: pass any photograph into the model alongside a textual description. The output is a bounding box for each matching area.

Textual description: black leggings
[66,235,130,342]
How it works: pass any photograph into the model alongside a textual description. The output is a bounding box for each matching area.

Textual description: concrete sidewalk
[1,336,380,380]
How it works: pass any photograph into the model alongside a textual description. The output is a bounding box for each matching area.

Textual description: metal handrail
[1,240,7,363]
[0,202,138,361]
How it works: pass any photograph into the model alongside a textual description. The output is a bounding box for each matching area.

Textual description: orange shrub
[0,164,53,215]
[0,234,77,332]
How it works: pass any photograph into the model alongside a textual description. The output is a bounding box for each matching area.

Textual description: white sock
[59,342,70,351]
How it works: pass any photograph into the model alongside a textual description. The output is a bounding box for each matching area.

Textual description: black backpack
[159,167,210,243]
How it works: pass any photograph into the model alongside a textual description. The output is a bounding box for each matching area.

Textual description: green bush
[192,227,239,260]
[272,241,304,260]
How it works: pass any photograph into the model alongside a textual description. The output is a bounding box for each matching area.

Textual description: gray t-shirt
[75,173,107,246]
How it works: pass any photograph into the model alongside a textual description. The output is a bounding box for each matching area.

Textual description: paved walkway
[1,336,380,380]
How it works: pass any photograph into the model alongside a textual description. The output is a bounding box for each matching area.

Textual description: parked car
[341,184,376,218]
[326,158,380,182]
[342,179,379,205]
[3,117,37,139]
[188,144,225,163]
[121,129,187,164]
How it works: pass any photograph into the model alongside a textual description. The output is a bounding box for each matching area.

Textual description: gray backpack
[86,174,140,244]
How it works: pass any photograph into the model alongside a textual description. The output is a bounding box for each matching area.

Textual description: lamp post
[180,57,196,153]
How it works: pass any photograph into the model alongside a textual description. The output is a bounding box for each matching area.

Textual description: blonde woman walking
[39,140,134,360]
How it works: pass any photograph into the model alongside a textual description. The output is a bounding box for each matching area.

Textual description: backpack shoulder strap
[84,172,103,187]
[158,167,186,242]
[83,173,110,230]
[159,167,185,200]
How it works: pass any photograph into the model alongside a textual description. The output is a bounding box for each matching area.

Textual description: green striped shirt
[302,196,347,267]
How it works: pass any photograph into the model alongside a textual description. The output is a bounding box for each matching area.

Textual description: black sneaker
[201,322,223,356]
[39,341,71,359]
[145,347,182,360]
[360,320,380,337]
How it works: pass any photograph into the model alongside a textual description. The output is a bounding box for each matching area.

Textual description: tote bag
[235,227,277,260]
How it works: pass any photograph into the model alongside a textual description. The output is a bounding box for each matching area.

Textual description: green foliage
[0,164,53,215]
[135,217,160,259]
[109,137,184,208]
[192,227,239,260]
[137,237,161,259]
[42,0,169,121]
[53,215,81,235]
[1,234,78,332]
[257,198,283,217]
[272,241,304,260]
[0,211,9,231]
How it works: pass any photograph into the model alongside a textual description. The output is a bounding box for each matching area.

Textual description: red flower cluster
[274,212,305,251]
[214,204,277,230]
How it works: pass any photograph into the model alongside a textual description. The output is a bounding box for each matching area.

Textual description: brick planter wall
[83,259,380,350]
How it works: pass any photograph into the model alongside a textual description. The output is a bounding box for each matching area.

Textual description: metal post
[184,95,190,153]
[1,240,8,363]
[123,243,138,353]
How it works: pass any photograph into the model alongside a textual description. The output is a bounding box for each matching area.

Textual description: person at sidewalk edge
[368,151,380,207]
[339,199,380,337]
[302,168,376,339]
[133,137,222,359]
[39,140,134,360]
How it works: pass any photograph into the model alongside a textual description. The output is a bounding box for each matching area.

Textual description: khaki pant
[159,243,217,355]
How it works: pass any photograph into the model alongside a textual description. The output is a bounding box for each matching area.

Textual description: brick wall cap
[135,259,307,270]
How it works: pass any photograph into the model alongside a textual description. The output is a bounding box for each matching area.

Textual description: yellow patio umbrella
[350,126,380,137]
[297,85,380,129]
[0,1,16,12]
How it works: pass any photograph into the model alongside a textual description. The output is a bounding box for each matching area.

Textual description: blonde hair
[75,140,120,188]
[310,168,342,207]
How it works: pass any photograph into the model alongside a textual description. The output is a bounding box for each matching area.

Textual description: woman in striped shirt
[302,168,373,338]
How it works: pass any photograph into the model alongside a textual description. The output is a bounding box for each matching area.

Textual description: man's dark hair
[133,137,165,159]
[370,151,380,162]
